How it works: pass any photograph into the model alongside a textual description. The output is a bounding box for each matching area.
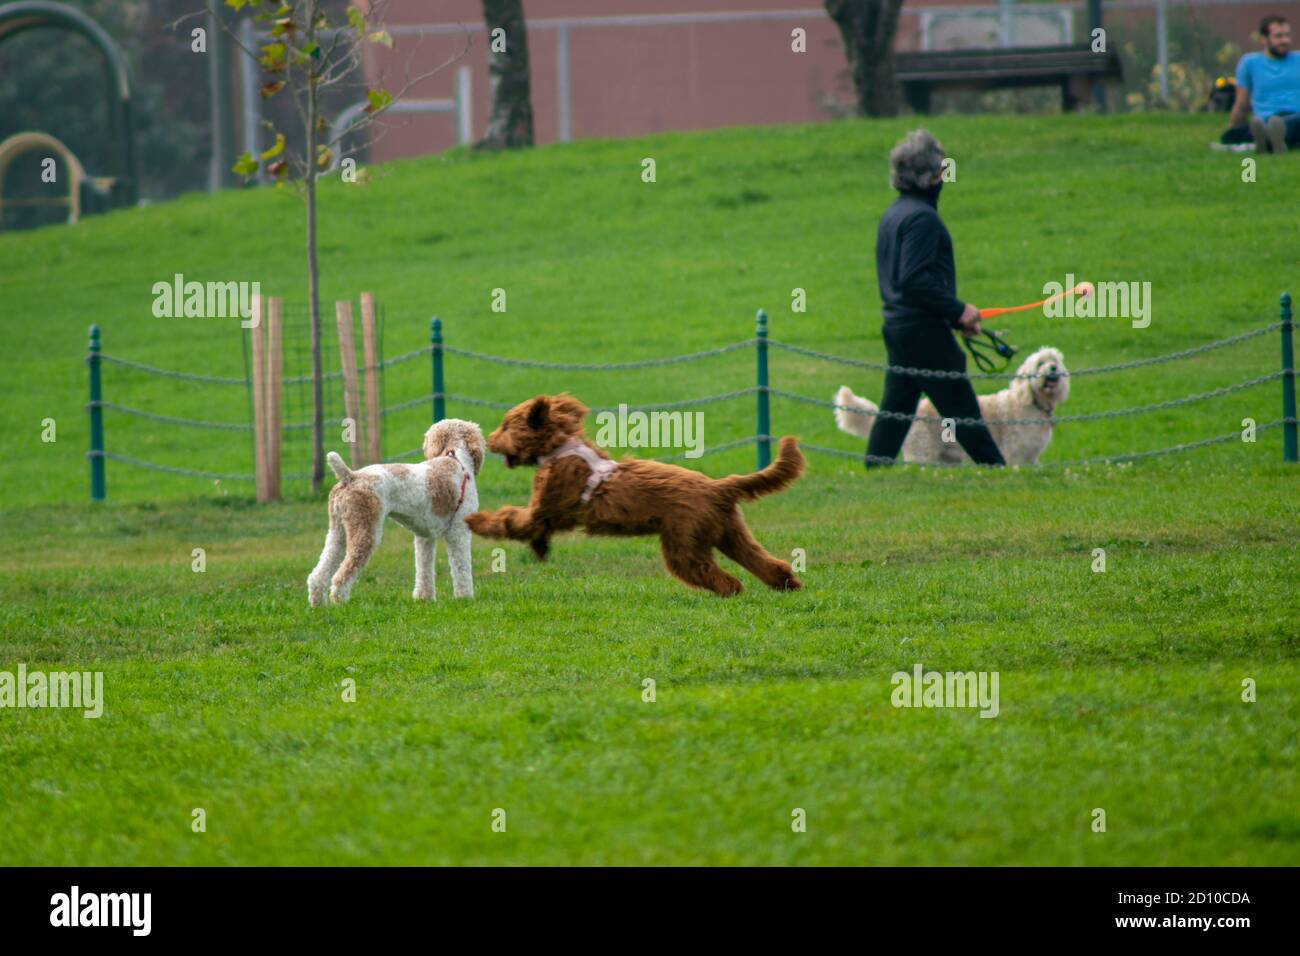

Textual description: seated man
[1229,15,1300,153]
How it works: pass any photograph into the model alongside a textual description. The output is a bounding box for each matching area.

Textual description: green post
[87,324,105,501]
[431,316,445,424]
[1282,292,1296,463]
[756,309,770,469]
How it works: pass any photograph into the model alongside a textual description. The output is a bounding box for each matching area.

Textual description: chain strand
[771,370,1287,427]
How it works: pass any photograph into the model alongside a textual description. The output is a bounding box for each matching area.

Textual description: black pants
[865,322,1005,466]
[1221,112,1300,147]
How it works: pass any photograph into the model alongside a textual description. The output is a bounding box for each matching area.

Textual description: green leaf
[232,153,259,176]
[316,145,333,170]
[258,42,286,72]
[260,132,285,162]
[347,6,366,33]
[364,88,393,114]
[368,29,393,48]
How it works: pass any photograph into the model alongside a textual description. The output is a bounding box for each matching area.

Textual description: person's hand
[957,304,983,338]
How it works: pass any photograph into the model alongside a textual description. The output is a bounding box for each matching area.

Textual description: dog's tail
[833,386,877,439]
[326,451,355,484]
[718,436,804,502]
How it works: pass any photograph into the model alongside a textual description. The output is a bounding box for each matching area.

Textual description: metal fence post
[1282,292,1296,463]
[87,324,105,501]
[1155,0,1169,103]
[455,65,472,146]
[557,24,572,142]
[431,316,445,424]
[756,309,770,469]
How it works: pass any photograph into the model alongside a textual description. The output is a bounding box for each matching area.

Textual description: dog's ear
[526,396,549,431]
[549,393,590,432]
[551,393,590,418]
[1048,350,1070,404]
[467,423,486,474]
[1010,351,1039,403]
[423,421,446,460]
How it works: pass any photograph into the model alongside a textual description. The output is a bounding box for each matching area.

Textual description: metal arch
[0,0,138,204]
[0,130,87,224]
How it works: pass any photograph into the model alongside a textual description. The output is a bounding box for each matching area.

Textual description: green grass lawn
[0,114,1297,865]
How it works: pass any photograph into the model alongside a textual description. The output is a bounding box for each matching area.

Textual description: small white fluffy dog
[307,418,485,605]
[834,346,1070,465]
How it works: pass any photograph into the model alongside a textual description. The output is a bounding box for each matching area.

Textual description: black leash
[964,329,1018,373]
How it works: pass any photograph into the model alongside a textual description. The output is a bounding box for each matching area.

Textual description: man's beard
[1267,42,1289,57]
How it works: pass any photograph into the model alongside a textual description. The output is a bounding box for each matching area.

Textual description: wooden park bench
[895,43,1124,113]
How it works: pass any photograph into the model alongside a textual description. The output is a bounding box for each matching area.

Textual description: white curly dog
[834,346,1070,465]
[307,418,486,605]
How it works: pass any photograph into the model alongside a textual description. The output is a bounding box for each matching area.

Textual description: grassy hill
[0,114,1297,865]
[1,113,1297,503]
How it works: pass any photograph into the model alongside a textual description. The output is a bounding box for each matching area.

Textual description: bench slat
[896,45,1122,82]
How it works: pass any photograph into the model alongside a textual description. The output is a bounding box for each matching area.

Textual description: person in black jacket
[864,129,1005,467]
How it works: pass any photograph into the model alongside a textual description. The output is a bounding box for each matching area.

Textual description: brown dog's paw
[465,511,496,536]
[529,537,550,561]
[773,565,802,591]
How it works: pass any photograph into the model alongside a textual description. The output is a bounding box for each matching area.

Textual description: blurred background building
[0,0,1292,227]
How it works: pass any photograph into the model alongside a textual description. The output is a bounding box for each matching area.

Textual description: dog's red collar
[457,470,471,509]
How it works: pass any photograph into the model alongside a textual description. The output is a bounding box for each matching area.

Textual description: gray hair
[889,129,945,191]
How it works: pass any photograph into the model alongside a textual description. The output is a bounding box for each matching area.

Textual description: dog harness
[538,438,618,503]
[442,449,473,509]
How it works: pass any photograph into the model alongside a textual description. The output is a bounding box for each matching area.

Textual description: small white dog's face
[1014,347,1069,406]
[423,418,486,473]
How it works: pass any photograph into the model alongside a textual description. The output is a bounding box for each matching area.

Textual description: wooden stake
[266,297,284,500]
[250,295,268,502]
[335,300,363,468]
[359,292,381,465]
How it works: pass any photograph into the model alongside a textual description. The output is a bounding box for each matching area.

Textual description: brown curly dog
[465,394,805,596]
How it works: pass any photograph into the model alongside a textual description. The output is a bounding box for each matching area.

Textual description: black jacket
[875,188,965,329]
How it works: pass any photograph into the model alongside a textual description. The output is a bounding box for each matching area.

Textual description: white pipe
[238,17,263,183]
[456,65,472,145]
[327,98,460,172]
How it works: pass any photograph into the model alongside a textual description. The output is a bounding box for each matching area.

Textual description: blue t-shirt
[1235,51,1300,119]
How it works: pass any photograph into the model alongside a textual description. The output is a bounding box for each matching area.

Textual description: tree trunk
[305,0,324,492]
[477,0,534,149]
[825,0,905,117]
